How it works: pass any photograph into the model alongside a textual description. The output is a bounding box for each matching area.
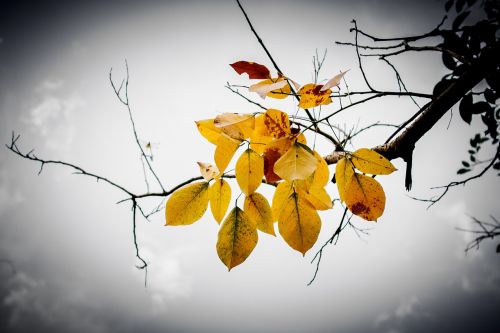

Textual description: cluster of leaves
[441,0,499,175]
[164,61,396,270]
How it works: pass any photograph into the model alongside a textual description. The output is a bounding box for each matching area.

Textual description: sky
[1,0,499,332]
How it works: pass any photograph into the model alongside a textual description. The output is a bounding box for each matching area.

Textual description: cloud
[0,168,25,216]
[22,79,84,153]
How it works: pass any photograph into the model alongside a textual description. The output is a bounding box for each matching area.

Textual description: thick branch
[324,63,487,165]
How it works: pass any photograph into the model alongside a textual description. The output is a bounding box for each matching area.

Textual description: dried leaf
[214,113,255,140]
[350,148,397,175]
[335,156,354,203]
[263,138,292,183]
[214,133,241,174]
[278,191,321,255]
[244,192,275,236]
[235,149,264,195]
[209,178,231,223]
[195,119,222,145]
[197,161,219,181]
[230,61,270,79]
[311,151,329,187]
[298,83,332,109]
[320,70,350,91]
[216,207,258,270]
[250,114,273,154]
[304,185,333,210]
[165,182,209,226]
[344,173,386,221]
[264,109,291,139]
[272,180,295,221]
[249,78,289,99]
[274,142,318,181]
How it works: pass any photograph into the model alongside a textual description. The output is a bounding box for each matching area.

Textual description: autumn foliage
[165,61,396,270]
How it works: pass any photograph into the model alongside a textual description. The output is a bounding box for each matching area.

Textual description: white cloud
[0,168,25,216]
[35,79,64,92]
[140,244,195,312]
[23,80,84,153]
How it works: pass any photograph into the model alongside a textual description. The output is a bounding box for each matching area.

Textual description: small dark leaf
[457,168,470,174]
[462,161,470,167]
[484,89,496,104]
[478,136,489,144]
[459,93,473,124]
[445,0,454,11]
[486,72,500,92]
[442,51,456,70]
[482,113,498,140]
[465,0,476,6]
[497,243,500,253]
[453,64,468,77]
[468,149,475,154]
[331,173,336,184]
[472,101,492,114]
[493,162,500,170]
[470,155,476,162]
[433,79,454,97]
[453,11,470,30]
[456,0,466,12]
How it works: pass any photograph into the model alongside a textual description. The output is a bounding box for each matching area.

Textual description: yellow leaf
[244,193,275,236]
[165,182,209,226]
[278,191,321,255]
[344,173,386,221]
[311,151,329,187]
[250,114,273,154]
[264,109,291,139]
[304,185,333,210]
[335,156,354,203]
[274,142,318,181]
[197,161,219,181]
[350,148,397,175]
[298,83,332,109]
[214,113,255,140]
[296,132,307,145]
[235,149,264,195]
[216,207,258,270]
[195,119,221,145]
[209,178,231,223]
[214,133,241,174]
[249,78,291,99]
[271,180,294,221]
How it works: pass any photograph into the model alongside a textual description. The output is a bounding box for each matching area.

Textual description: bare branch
[225,82,267,110]
[456,216,500,253]
[410,146,500,208]
[109,61,165,192]
[6,133,134,197]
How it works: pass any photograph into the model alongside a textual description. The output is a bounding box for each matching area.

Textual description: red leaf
[230,61,271,79]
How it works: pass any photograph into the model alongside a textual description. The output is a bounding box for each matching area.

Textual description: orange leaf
[263,138,292,183]
[298,83,332,109]
[264,109,291,139]
[230,61,270,79]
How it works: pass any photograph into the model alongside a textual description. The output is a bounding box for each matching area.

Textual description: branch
[324,58,489,165]
[456,216,500,253]
[109,62,165,192]
[6,132,134,196]
[308,207,351,285]
[350,15,447,43]
[410,146,500,207]
[234,0,337,147]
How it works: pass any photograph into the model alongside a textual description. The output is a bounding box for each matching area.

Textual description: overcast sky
[1,0,499,332]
